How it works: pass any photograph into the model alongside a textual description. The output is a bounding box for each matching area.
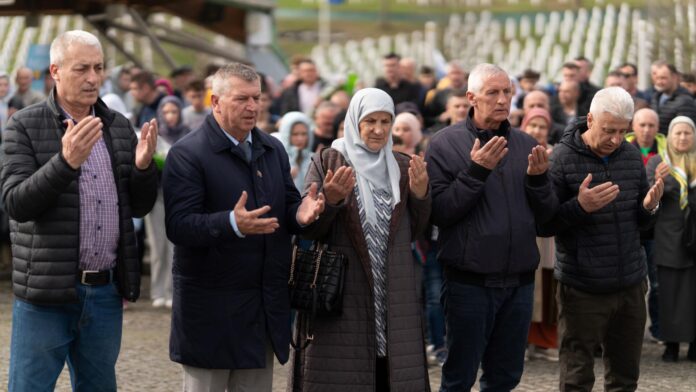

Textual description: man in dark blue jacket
[163,63,325,391]
[426,63,557,391]
[544,87,664,391]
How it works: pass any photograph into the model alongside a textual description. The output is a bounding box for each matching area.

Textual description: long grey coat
[287,148,432,392]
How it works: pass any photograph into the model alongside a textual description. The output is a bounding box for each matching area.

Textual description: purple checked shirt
[62,107,120,271]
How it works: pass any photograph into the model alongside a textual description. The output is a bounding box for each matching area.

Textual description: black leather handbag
[288,242,347,350]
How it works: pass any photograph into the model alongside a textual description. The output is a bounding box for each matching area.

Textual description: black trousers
[376,357,389,391]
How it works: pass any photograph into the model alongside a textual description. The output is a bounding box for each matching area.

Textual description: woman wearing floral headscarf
[647,115,696,362]
[288,88,432,391]
[277,111,314,191]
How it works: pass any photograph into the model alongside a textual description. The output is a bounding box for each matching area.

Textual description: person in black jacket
[163,62,325,391]
[2,30,158,391]
[374,53,422,107]
[650,62,696,135]
[544,87,664,391]
[426,63,557,391]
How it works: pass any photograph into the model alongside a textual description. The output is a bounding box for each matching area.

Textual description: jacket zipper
[604,162,624,286]
[500,169,514,279]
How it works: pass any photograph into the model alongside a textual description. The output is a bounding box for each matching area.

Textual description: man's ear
[586,112,593,130]
[466,91,475,108]
[210,95,219,113]
[49,64,59,82]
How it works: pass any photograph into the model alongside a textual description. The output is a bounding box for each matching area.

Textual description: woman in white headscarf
[288,88,432,392]
[647,115,696,362]
[392,112,423,155]
[276,111,315,191]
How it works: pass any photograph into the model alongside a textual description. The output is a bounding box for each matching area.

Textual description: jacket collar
[561,116,626,160]
[463,107,511,140]
[46,87,116,127]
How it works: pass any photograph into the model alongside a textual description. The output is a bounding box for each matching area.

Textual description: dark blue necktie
[237,140,252,163]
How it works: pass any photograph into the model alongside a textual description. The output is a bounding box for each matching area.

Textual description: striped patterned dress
[356,186,393,358]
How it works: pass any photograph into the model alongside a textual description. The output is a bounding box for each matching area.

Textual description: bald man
[625,107,664,343]
[11,67,45,107]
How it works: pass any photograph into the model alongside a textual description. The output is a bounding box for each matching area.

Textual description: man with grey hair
[542,87,664,391]
[163,62,325,391]
[427,63,557,391]
[2,30,159,391]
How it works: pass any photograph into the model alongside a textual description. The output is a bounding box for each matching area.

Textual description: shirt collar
[221,127,253,146]
[59,105,95,124]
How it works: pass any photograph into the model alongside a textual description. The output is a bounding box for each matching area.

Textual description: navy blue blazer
[163,114,303,369]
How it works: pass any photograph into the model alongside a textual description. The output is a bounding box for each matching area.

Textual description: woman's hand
[655,161,670,181]
[409,155,429,199]
[323,166,356,205]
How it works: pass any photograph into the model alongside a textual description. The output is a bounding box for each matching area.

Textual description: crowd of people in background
[2,28,696,391]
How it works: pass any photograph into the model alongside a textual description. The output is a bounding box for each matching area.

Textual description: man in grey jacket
[2,30,158,391]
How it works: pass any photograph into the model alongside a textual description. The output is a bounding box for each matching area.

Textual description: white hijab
[331,88,401,227]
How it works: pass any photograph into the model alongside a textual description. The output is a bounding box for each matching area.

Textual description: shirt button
[93,175,97,179]
[94,252,98,256]
[98,200,101,204]
[97,226,101,230]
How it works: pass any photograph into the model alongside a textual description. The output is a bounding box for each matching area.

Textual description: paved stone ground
[1,278,695,391]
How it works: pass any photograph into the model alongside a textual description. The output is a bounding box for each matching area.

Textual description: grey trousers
[182,343,274,392]
[144,190,173,301]
[557,280,647,392]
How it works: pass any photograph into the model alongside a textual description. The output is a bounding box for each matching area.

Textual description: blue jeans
[422,245,446,350]
[9,282,123,392]
[440,280,534,392]
[642,239,660,339]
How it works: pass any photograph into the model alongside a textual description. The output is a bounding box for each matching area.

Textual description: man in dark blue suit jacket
[163,62,325,391]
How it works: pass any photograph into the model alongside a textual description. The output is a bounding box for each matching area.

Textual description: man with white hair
[2,30,159,391]
[543,87,664,391]
[427,63,557,391]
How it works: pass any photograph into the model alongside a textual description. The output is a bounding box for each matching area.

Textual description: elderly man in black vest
[2,30,158,391]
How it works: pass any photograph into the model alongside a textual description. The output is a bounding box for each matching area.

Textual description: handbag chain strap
[310,246,324,289]
[288,243,325,288]
[288,245,298,286]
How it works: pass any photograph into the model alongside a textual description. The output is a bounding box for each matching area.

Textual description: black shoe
[687,343,696,362]
[662,342,679,362]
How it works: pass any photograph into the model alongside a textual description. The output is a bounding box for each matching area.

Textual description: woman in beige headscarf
[647,116,696,362]
[288,88,432,391]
